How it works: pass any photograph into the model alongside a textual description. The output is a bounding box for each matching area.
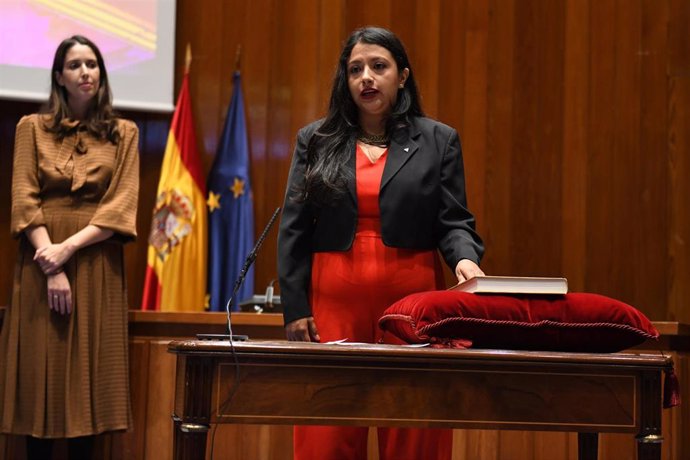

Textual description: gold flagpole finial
[234,45,242,73]
[185,43,192,74]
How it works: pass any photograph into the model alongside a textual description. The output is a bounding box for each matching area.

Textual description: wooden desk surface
[169,340,671,431]
[169,338,673,367]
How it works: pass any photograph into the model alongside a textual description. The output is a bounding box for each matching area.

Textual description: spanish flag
[141,73,207,311]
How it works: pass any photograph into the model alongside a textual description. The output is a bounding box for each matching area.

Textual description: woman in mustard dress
[0,35,139,460]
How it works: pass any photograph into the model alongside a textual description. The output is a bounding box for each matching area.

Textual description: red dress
[294,145,452,460]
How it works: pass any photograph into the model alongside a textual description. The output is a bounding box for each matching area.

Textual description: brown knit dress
[0,114,139,438]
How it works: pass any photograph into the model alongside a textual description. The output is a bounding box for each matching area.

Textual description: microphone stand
[197,206,281,342]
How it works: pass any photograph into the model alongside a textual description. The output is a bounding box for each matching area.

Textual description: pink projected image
[0,0,157,71]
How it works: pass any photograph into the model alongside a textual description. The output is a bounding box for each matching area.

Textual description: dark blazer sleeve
[435,127,484,267]
[278,124,317,325]
[379,118,483,269]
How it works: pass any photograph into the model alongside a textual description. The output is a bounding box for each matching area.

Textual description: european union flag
[207,71,254,311]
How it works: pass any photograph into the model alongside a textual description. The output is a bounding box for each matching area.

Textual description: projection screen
[0,0,176,112]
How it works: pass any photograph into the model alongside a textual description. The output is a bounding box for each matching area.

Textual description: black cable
[210,206,281,459]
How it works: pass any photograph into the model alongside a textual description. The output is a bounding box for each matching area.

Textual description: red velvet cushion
[378,291,659,352]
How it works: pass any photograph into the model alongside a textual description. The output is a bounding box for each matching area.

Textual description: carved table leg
[577,432,598,460]
[636,434,663,460]
[173,416,210,460]
[172,356,214,460]
[636,370,663,460]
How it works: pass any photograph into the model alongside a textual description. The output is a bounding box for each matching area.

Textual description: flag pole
[185,43,192,74]
[234,45,242,73]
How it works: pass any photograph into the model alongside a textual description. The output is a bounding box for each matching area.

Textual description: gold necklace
[357,130,390,147]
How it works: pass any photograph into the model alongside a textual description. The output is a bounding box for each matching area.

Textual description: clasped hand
[34,242,75,275]
[47,271,72,315]
[35,243,74,315]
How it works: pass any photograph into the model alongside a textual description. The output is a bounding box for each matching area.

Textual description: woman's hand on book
[455,259,484,283]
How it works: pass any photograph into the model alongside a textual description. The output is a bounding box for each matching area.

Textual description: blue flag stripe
[207,71,255,311]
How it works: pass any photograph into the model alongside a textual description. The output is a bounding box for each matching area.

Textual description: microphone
[197,207,281,342]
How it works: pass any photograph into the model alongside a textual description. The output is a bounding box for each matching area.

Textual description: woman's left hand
[34,242,75,275]
[455,259,485,283]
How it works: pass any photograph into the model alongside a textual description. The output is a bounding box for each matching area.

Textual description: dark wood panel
[561,0,589,293]
[586,0,620,303]
[637,0,670,319]
[609,0,643,311]
[481,0,515,276]
[459,0,489,232]
[669,0,690,77]
[509,0,565,277]
[668,76,690,325]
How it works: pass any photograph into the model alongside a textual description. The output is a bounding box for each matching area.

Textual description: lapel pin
[404,147,409,152]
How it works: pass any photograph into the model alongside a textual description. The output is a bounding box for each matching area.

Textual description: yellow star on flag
[207,191,221,212]
[230,177,245,199]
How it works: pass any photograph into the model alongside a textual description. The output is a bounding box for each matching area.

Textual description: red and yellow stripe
[141,73,207,311]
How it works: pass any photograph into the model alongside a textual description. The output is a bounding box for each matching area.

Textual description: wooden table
[168,340,674,460]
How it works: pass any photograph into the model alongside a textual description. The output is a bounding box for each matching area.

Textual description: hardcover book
[449,276,568,295]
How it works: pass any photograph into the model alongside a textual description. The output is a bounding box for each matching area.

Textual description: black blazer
[278,116,484,324]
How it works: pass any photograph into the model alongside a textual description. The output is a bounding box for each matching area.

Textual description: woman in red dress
[278,27,484,460]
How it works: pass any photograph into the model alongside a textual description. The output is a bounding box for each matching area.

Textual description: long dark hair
[42,35,120,143]
[299,27,424,205]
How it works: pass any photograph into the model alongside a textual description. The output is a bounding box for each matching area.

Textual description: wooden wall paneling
[482,0,515,276]
[114,338,151,460]
[218,0,247,125]
[667,35,690,325]
[316,0,346,116]
[436,0,466,137]
[668,76,690,324]
[388,0,416,61]
[508,0,540,277]
[255,0,322,294]
[411,0,441,118]
[257,0,300,295]
[436,0,470,285]
[566,432,578,459]
[673,352,690,457]
[143,340,177,460]
[637,0,670,318]
[289,0,322,152]
[668,0,690,77]
[243,0,275,294]
[608,0,644,314]
[496,430,534,460]
[585,0,618,300]
[533,0,566,274]
[451,430,499,460]
[460,0,489,233]
[561,0,590,292]
[534,432,572,459]
[345,0,392,32]
[509,0,565,277]
[180,0,223,170]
